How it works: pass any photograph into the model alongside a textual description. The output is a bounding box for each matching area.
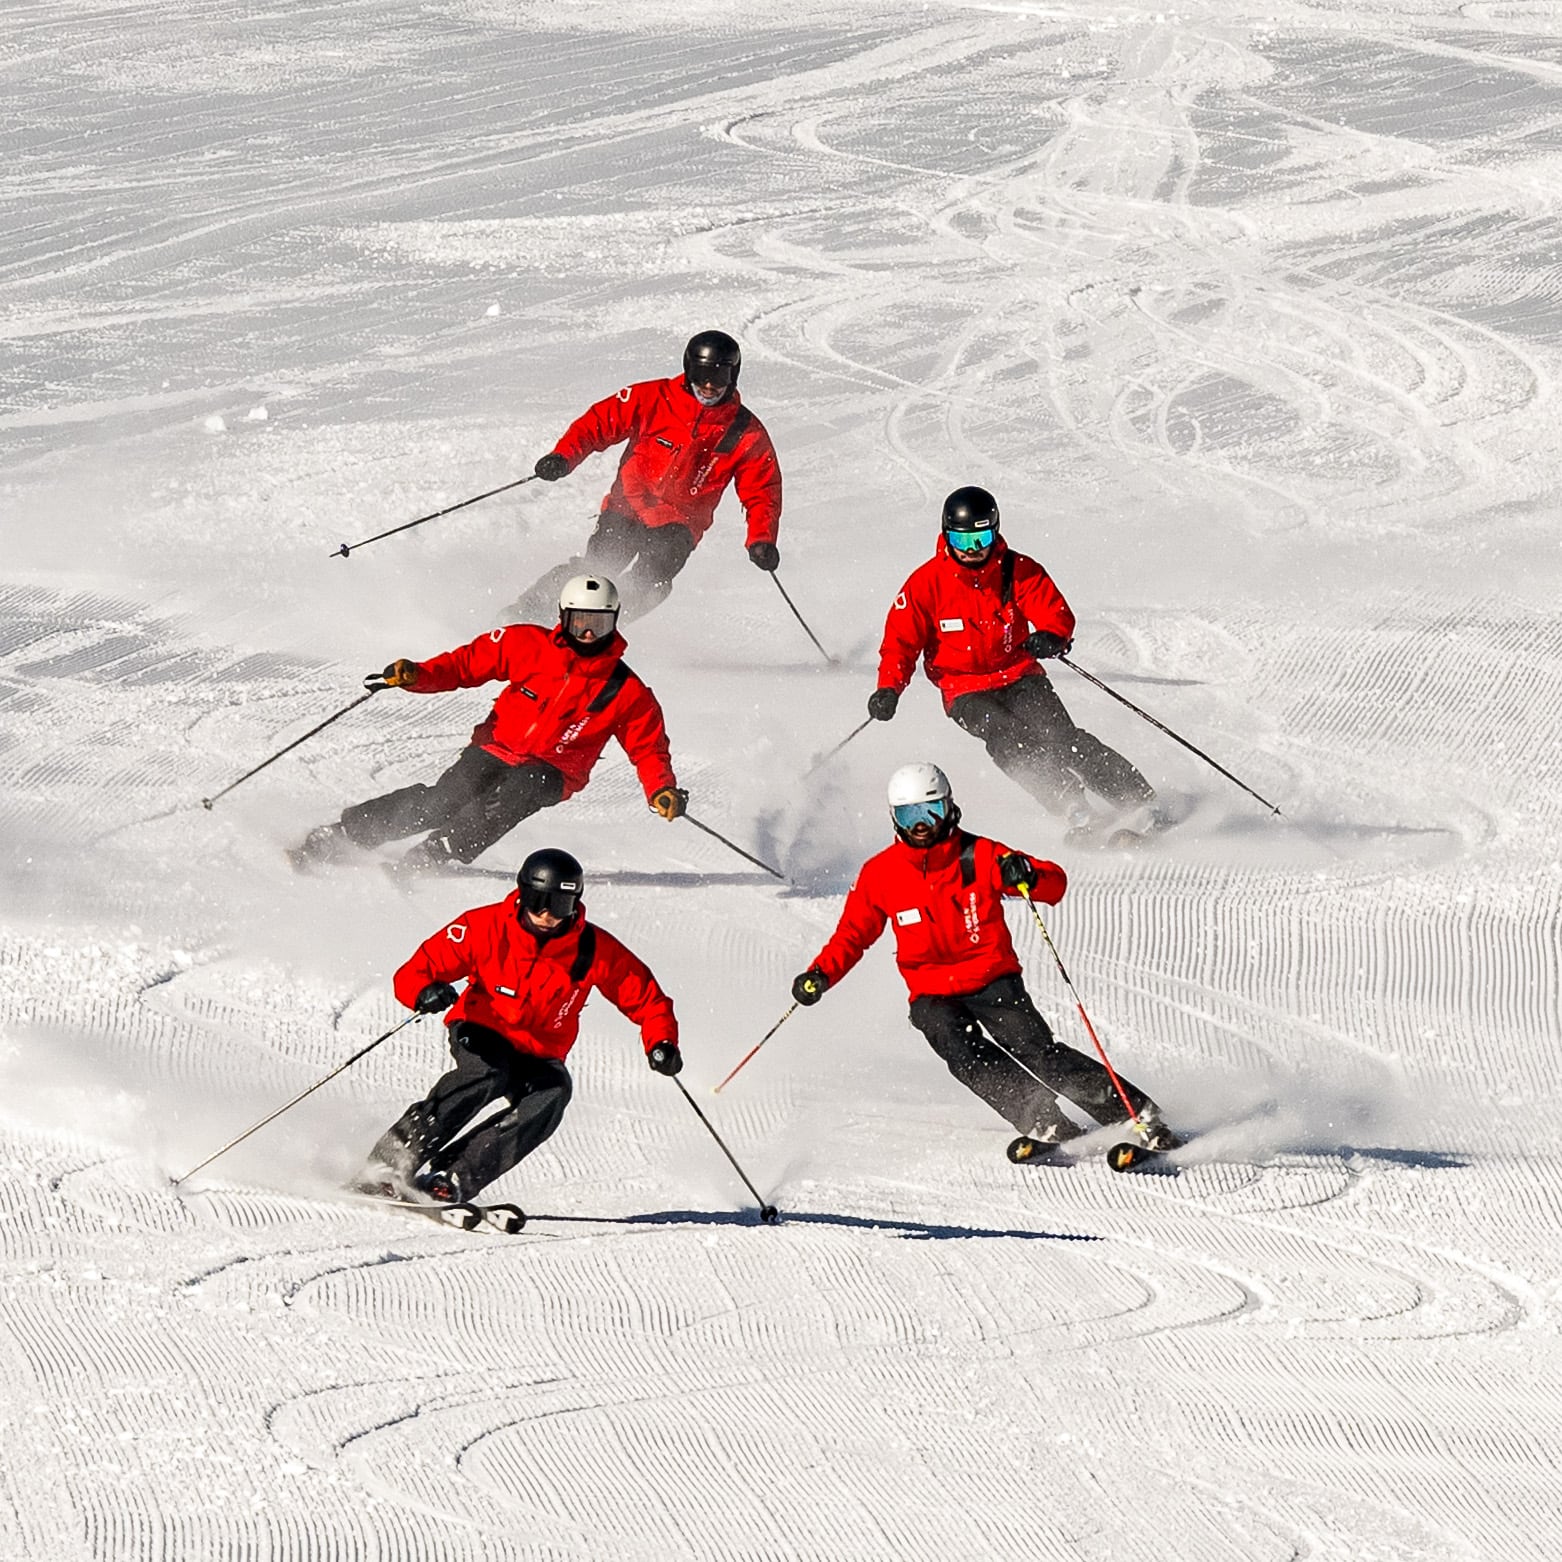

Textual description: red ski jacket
[809,831,1066,1001]
[395,892,678,1062]
[550,376,782,546]
[410,624,676,802]
[877,538,1076,710]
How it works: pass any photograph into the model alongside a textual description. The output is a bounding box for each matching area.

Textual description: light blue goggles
[947,527,996,552]
[892,798,949,831]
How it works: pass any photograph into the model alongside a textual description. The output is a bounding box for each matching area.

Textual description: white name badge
[895,908,922,926]
[938,618,964,632]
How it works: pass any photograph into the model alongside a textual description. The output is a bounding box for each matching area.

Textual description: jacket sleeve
[1015,560,1076,642]
[412,625,527,695]
[552,384,643,469]
[592,929,678,1050]
[392,908,485,1009]
[811,870,889,986]
[615,678,678,801]
[733,422,783,547]
[876,570,932,692]
[991,840,1068,906]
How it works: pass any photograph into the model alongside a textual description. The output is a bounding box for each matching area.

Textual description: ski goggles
[520,880,581,919]
[562,607,618,642]
[688,363,734,388]
[892,797,950,832]
[946,527,996,553]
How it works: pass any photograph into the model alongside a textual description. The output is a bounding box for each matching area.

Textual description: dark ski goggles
[946,527,996,553]
[562,607,617,642]
[687,362,734,388]
[520,880,581,919]
[892,797,949,832]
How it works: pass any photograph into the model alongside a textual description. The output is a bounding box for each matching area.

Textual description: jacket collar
[891,830,962,871]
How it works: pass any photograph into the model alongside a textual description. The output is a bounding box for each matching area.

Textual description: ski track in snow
[4,1,1562,1557]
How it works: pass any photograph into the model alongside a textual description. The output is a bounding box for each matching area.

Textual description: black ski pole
[201,688,381,810]
[1060,655,1282,817]
[804,717,871,780]
[713,1004,797,1093]
[770,572,834,665]
[332,474,536,558]
[171,1012,425,1187]
[682,812,786,881]
[668,1075,779,1224]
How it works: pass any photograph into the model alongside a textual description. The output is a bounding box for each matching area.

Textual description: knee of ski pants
[907,995,979,1054]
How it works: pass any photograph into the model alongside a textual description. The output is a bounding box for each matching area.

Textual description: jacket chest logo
[895,908,921,926]
[938,617,964,632]
[963,891,981,944]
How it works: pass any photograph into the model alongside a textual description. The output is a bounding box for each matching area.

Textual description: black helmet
[684,330,741,393]
[516,848,584,922]
[941,485,1000,536]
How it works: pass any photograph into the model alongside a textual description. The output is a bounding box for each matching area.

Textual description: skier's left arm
[732,423,783,549]
[592,929,679,1052]
[615,679,679,804]
[409,625,529,695]
[993,843,1067,905]
[1015,560,1077,646]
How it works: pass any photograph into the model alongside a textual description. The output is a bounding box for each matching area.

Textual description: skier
[353,847,682,1205]
[867,486,1162,843]
[507,330,783,622]
[291,574,687,874]
[789,763,1175,1155]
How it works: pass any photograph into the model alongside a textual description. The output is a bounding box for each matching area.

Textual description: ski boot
[1007,1117,1084,1164]
[288,820,354,872]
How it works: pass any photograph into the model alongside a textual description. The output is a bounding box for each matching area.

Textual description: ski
[1006,1134,1065,1164]
[363,1197,528,1234]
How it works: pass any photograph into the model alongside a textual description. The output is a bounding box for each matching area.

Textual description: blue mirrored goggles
[946,527,996,553]
[892,797,950,831]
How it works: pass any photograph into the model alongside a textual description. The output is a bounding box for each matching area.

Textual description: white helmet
[559,574,621,616]
[887,762,951,809]
[887,762,959,845]
[558,574,621,646]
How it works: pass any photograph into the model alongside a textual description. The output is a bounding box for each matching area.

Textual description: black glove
[1024,630,1072,661]
[867,687,899,722]
[647,1042,683,1076]
[414,981,458,1014]
[747,541,780,572]
[792,969,829,1006]
[364,658,420,692]
[534,452,569,482]
[998,852,1036,891]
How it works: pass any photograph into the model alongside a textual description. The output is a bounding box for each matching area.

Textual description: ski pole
[1059,656,1281,816]
[804,718,872,780]
[770,572,834,666]
[682,812,785,881]
[171,1012,425,1187]
[668,1075,779,1223]
[201,688,381,810]
[332,474,536,558]
[1015,883,1143,1132]
[713,1004,798,1094]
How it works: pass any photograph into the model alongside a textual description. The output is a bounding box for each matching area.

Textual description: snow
[3,0,1561,1556]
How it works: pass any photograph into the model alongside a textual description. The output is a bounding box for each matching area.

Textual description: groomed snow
[3,1,1561,1557]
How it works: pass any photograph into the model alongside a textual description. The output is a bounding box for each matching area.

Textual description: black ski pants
[949,674,1152,817]
[370,1021,573,1198]
[908,974,1157,1135]
[508,509,697,624]
[340,744,565,863]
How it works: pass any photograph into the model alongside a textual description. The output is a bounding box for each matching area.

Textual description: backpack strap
[586,661,631,714]
[569,922,598,985]
[999,551,1016,607]
[714,405,754,456]
[958,832,977,887]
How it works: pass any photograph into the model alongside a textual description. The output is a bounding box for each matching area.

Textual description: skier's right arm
[409,624,536,695]
[392,913,481,1011]
[875,573,931,696]
[809,873,889,991]
[544,384,644,473]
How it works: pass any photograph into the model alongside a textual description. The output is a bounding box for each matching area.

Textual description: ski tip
[759,1204,781,1225]
[1107,1141,1146,1172]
